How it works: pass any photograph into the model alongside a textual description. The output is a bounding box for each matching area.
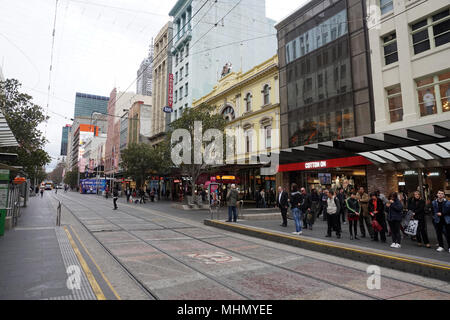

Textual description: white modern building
[168,0,277,122]
[137,41,154,96]
[367,0,450,133]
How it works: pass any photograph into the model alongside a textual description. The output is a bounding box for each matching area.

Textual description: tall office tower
[60,124,71,156]
[137,40,154,96]
[73,92,109,119]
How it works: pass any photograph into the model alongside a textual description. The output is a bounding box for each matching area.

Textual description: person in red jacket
[368,192,387,243]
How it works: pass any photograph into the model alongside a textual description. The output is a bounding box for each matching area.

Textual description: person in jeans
[226,184,239,223]
[326,190,341,238]
[408,191,431,248]
[319,188,328,221]
[290,184,303,235]
[386,192,404,248]
[346,192,361,240]
[432,190,450,252]
[368,192,387,243]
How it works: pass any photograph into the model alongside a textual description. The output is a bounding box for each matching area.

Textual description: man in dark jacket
[432,190,450,252]
[386,192,404,248]
[277,186,289,227]
[113,187,119,210]
[226,184,239,223]
[408,191,430,247]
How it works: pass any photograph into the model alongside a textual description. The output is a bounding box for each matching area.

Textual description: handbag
[372,219,383,232]
[404,220,419,236]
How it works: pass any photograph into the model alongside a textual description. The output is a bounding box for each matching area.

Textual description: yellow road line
[69,225,121,300]
[64,226,106,300]
[212,221,450,271]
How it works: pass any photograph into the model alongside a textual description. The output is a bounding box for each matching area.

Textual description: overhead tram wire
[108,0,214,110]
[45,0,59,136]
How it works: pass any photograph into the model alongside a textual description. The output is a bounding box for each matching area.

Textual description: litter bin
[0,209,6,236]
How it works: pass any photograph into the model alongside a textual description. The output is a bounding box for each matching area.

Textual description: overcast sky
[0,0,307,172]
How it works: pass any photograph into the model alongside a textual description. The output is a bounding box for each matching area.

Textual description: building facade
[128,100,152,145]
[276,0,376,191]
[74,92,109,118]
[60,125,71,156]
[169,0,277,123]
[193,54,280,196]
[104,89,152,176]
[150,22,173,146]
[363,0,450,198]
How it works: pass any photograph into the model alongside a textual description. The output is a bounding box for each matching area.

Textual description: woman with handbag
[345,192,361,240]
[386,192,404,248]
[368,192,387,243]
[408,191,431,248]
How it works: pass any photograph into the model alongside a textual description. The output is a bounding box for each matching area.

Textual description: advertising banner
[168,73,174,108]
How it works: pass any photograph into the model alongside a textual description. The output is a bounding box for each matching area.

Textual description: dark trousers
[113,197,118,209]
[349,220,358,236]
[435,219,450,248]
[320,203,327,221]
[359,213,374,237]
[416,219,430,245]
[280,207,288,226]
[228,206,237,222]
[340,206,346,222]
[327,213,340,236]
[389,220,402,244]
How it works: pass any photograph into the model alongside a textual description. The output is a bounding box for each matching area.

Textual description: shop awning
[273,120,450,169]
[0,110,19,148]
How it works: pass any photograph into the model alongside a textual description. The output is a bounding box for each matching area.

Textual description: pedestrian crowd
[274,184,450,253]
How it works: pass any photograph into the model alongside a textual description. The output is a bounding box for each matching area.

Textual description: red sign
[168,73,174,108]
[277,156,373,173]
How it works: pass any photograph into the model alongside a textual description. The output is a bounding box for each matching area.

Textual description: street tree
[120,142,168,189]
[0,79,51,182]
[48,162,65,185]
[63,168,79,189]
[167,104,227,198]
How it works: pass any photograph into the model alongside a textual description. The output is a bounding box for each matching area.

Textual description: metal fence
[6,184,21,227]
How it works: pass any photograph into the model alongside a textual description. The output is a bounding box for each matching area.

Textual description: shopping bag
[401,210,414,229]
[372,220,383,232]
[404,220,418,236]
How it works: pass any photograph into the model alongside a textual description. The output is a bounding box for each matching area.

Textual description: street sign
[163,106,173,113]
[168,73,174,108]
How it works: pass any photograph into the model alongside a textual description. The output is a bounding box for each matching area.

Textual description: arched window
[222,105,236,122]
[263,84,270,105]
[245,93,252,112]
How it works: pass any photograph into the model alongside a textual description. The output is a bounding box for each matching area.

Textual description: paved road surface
[50,192,450,300]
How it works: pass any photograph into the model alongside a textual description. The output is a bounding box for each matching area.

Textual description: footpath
[0,192,115,300]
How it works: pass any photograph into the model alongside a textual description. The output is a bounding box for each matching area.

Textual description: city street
[8,191,445,300]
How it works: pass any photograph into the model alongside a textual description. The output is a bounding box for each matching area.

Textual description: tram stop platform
[205,217,450,282]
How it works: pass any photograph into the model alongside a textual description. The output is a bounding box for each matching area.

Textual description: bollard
[56,201,61,227]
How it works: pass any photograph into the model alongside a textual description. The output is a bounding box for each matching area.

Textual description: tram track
[56,193,450,299]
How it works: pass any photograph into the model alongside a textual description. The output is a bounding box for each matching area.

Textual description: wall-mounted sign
[163,106,173,113]
[428,172,440,177]
[168,73,174,108]
[404,171,418,176]
[305,161,327,169]
[278,156,373,173]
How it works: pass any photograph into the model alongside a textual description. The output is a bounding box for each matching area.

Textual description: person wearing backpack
[326,190,341,238]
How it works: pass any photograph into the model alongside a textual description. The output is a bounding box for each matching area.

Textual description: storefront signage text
[305,161,327,169]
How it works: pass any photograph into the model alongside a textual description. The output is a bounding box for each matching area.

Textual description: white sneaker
[437,247,445,252]
[390,243,396,248]
[395,244,401,248]
[292,232,299,235]
[298,231,303,235]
